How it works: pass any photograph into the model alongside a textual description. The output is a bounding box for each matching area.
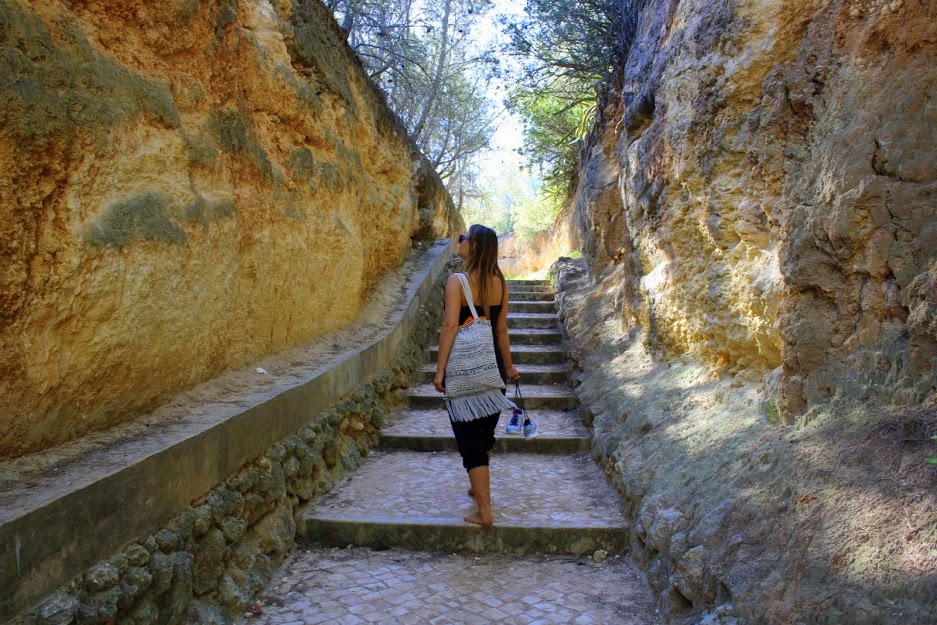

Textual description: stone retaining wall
[9,257,458,625]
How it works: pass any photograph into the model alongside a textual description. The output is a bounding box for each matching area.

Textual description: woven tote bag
[444,273,515,422]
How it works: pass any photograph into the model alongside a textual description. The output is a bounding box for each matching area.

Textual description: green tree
[327,0,498,193]
[502,0,644,190]
[511,189,562,244]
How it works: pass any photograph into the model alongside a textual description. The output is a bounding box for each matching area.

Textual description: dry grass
[876,405,937,450]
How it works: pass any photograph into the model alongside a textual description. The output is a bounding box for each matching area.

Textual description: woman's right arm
[433,274,463,393]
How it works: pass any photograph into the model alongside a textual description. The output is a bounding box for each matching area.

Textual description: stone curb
[298,516,627,556]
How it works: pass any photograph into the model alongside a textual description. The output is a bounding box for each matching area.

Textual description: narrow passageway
[249,280,661,624]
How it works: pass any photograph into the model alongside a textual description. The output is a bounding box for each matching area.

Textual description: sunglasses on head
[458,233,469,243]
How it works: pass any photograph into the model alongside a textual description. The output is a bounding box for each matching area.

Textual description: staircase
[296,279,628,555]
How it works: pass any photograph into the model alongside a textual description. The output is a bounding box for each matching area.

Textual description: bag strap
[513,380,525,410]
[455,273,480,321]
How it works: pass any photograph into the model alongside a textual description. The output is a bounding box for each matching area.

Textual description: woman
[433,224,520,527]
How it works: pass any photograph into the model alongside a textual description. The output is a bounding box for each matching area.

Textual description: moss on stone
[180,195,236,230]
[208,109,274,179]
[184,134,219,168]
[287,148,316,181]
[280,189,307,220]
[210,0,239,42]
[210,198,235,219]
[182,196,207,224]
[84,192,187,248]
[287,1,357,112]
[272,61,323,114]
[317,161,344,190]
[0,2,180,149]
[173,0,201,20]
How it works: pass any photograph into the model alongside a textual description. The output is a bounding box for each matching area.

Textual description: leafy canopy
[502,0,643,192]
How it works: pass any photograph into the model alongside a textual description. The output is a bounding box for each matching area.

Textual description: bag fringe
[445,389,517,423]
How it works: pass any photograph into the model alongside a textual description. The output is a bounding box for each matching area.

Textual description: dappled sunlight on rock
[553,256,936,623]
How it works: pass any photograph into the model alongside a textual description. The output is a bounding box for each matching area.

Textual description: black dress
[448,297,508,472]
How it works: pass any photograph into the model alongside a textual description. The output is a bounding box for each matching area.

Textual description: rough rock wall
[0,0,462,459]
[553,258,936,625]
[569,0,936,420]
[498,226,579,278]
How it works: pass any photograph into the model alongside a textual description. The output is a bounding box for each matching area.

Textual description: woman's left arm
[495,280,519,382]
[433,274,463,393]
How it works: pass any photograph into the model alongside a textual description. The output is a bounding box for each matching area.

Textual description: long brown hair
[464,224,505,319]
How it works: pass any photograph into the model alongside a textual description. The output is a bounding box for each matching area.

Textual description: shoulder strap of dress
[455,273,480,320]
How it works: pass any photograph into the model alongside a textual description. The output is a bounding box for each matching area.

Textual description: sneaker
[523,417,539,439]
[505,409,523,434]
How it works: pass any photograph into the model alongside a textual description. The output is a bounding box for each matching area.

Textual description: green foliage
[511,192,562,244]
[766,398,779,425]
[927,435,937,465]
[508,82,596,189]
[461,195,512,237]
[502,0,645,190]
[327,0,498,194]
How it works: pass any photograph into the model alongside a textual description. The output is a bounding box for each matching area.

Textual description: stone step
[427,344,567,365]
[507,290,556,302]
[506,313,557,329]
[379,408,589,454]
[508,288,555,297]
[297,451,627,555]
[506,280,553,287]
[417,363,569,385]
[508,300,556,314]
[407,383,577,410]
[436,327,563,345]
[505,328,564,345]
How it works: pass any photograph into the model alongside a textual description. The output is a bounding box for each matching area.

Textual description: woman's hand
[433,371,446,393]
[506,365,520,383]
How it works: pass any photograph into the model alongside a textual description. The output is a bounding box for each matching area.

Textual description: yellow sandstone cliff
[550,0,935,421]
[0,0,462,459]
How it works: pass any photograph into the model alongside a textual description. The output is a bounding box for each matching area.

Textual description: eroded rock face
[0,0,461,459]
[564,0,936,420]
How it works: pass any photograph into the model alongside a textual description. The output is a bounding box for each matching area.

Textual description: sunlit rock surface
[560,0,936,420]
[0,0,462,459]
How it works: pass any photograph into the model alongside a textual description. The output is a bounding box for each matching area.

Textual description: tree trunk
[411,0,452,141]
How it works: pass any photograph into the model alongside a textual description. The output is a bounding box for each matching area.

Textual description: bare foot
[463,511,493,527]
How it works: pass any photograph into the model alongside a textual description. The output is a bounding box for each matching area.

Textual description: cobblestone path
[250,280,659,624]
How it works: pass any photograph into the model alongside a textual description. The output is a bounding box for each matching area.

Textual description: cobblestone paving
[309,452,624,526]
[382,409,589,438]
[249,547,660,625]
